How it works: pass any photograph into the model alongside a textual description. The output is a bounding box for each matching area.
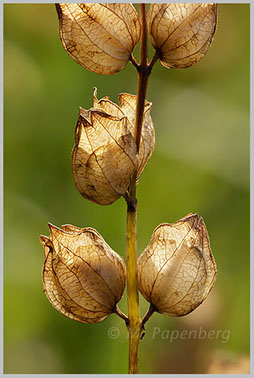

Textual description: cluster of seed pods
[41,3,217,325]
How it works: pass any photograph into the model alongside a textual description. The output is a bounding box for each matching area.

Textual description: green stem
[126,201,140,374]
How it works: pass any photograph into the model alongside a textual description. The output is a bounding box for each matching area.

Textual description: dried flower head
[137,214,217,317]
[56,3,140,75]
[41,223,126,323]
[148,3,218,69]
[72,89,155,205]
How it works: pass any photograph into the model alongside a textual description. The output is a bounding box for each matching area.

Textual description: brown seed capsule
[41,223,126,324]
[72,89,155,205]
[118,91,155,178]
[147,3,218,69]
[137,214,217,317]
[56,3,140,75]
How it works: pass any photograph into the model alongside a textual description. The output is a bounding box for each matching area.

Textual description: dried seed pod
[72,89,155,205]
[137,214,217,317]
[41,223,126,324]
[118,92,155,179]
[56,3,140,75]
[148,3,218,69]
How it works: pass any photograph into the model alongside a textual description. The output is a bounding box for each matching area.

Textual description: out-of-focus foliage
[4,4,249,374]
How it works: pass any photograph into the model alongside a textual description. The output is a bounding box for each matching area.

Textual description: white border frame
[0,1,252,377]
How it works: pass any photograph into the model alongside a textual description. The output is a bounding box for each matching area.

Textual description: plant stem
[134,3,149,152]
[126,199,140,374]
[142,304,155,329]
[114,306,129,323]
[126,3,150,374]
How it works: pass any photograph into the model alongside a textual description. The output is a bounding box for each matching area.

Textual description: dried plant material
[56,3,140,75]
[41,223,126,324]
[137,214,217,317]
[118,93,155,178]
[72,89,155,205]
[148,3,218,69]
[72,107,137,205]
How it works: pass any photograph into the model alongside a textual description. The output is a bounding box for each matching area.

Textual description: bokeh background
[4,3,250,374]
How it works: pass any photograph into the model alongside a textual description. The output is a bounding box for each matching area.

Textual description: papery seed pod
[41,223,126,324]
[137,214,217,317]
[56,3,140,75]
[72,89,155,205]
[148,3,218,69]
[118,92,155,179]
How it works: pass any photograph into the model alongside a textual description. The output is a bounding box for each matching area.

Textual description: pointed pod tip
[79,107,87,115]
[61,224,72,232]
[40,234,53,258]
[48,222,54,230]
[79,108,92,125]
[48,222,60,236]
[185,213,203,230]
[184,212,198,219]
[182,213,201,225]
[40,235,49,246]
[199,217,209,236]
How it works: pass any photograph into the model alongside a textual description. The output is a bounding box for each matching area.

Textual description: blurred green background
[4,3,250,374]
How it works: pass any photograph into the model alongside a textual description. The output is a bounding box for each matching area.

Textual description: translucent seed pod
[148,3,218,69]
[72,89,155,205]
[41,223,126,324]
[137,214,217,317]
[56,3,140,75]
